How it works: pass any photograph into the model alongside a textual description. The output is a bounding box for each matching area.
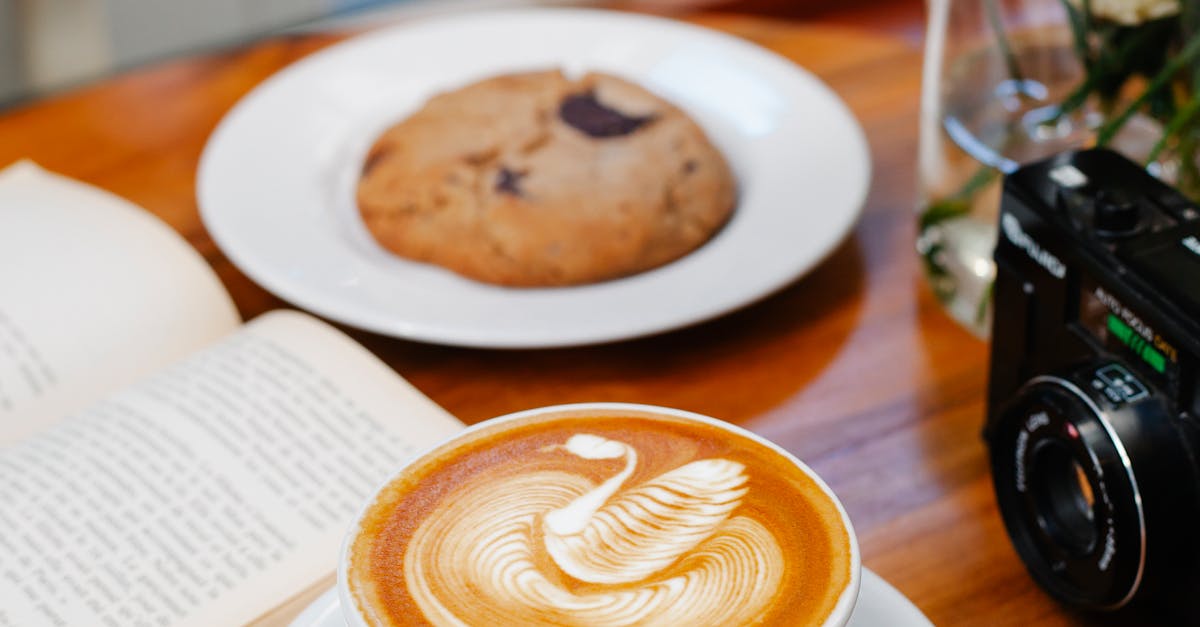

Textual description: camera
[985,149,1200,614]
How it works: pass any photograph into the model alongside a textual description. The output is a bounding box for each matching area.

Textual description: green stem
[1097,31,1200,146]
[1052,21,1164,122]
[918,166,999,231]
[975,280,995,328]
[1146,98,1200,163]
[1176,129,1200,200]
[1187,2,1200,103]
[1057,0,1092,68]
[955,166,999,201]
[1054,70,1101,120]
[985,0,1026,85]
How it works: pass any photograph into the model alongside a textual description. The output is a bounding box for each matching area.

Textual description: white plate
[289,567,930,626]
[199,8,869,348]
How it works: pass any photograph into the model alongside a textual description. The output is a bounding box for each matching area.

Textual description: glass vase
[917,0,1200,337]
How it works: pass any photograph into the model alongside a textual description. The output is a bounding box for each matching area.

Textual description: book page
[0,161,240,444]
[0,310,465,627]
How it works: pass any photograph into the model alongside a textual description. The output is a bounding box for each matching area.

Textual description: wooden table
[0,3,1115,626]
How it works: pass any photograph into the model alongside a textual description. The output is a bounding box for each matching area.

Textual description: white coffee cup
[338,402,861,626]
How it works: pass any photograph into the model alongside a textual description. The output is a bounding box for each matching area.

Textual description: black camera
[985,149,1200,615]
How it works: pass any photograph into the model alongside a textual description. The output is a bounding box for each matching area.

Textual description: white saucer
[850,568,934,626]
[289,567,931,626]
[198,8,869,348]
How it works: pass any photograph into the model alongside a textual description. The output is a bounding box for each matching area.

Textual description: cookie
[356,70,736,286]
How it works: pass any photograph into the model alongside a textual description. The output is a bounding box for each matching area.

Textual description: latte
[343,405,856,626]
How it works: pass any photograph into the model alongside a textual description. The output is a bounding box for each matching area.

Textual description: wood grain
[0,5,1116,626]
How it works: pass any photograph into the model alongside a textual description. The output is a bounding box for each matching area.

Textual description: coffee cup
[338,403,861,626]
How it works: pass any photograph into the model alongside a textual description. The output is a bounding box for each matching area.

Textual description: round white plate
[289,567,930,626]
[199,8,869,348]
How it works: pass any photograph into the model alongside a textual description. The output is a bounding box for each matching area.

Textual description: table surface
[0,2,1123,625]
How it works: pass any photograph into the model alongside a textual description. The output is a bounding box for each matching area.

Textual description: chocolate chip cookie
[356,70,736,286]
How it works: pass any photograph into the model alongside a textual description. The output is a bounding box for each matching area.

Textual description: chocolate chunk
[559,91,654,138]
[495,167,527,196]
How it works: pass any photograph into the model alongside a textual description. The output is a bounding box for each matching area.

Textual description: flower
[1075,0,1181,25]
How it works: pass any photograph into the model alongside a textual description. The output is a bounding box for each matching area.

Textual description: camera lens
[1029,441,1097,556]
[986,375,1147,609]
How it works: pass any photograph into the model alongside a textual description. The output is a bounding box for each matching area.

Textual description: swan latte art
[345,406,854,626]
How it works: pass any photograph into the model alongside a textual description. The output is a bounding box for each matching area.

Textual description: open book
[0,162,466,626]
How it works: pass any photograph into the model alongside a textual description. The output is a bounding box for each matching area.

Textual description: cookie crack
[520,128,552,155]
[463,147,500,166]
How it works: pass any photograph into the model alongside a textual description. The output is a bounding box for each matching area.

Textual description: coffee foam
[348,409,851,626]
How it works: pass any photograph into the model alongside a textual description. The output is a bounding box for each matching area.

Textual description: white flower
[1076,0,1181,25]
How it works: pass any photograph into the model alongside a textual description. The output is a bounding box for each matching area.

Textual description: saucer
[850,568,934,626]
[289,567,932,626]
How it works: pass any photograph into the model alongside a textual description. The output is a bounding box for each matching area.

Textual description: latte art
[542,436,756,585]
[347,410,853,627]
[405,434,784,624]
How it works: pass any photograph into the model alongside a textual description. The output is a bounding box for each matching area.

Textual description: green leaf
[919,199,972,231]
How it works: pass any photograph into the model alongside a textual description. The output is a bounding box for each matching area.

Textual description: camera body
[986,149,1200,614]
